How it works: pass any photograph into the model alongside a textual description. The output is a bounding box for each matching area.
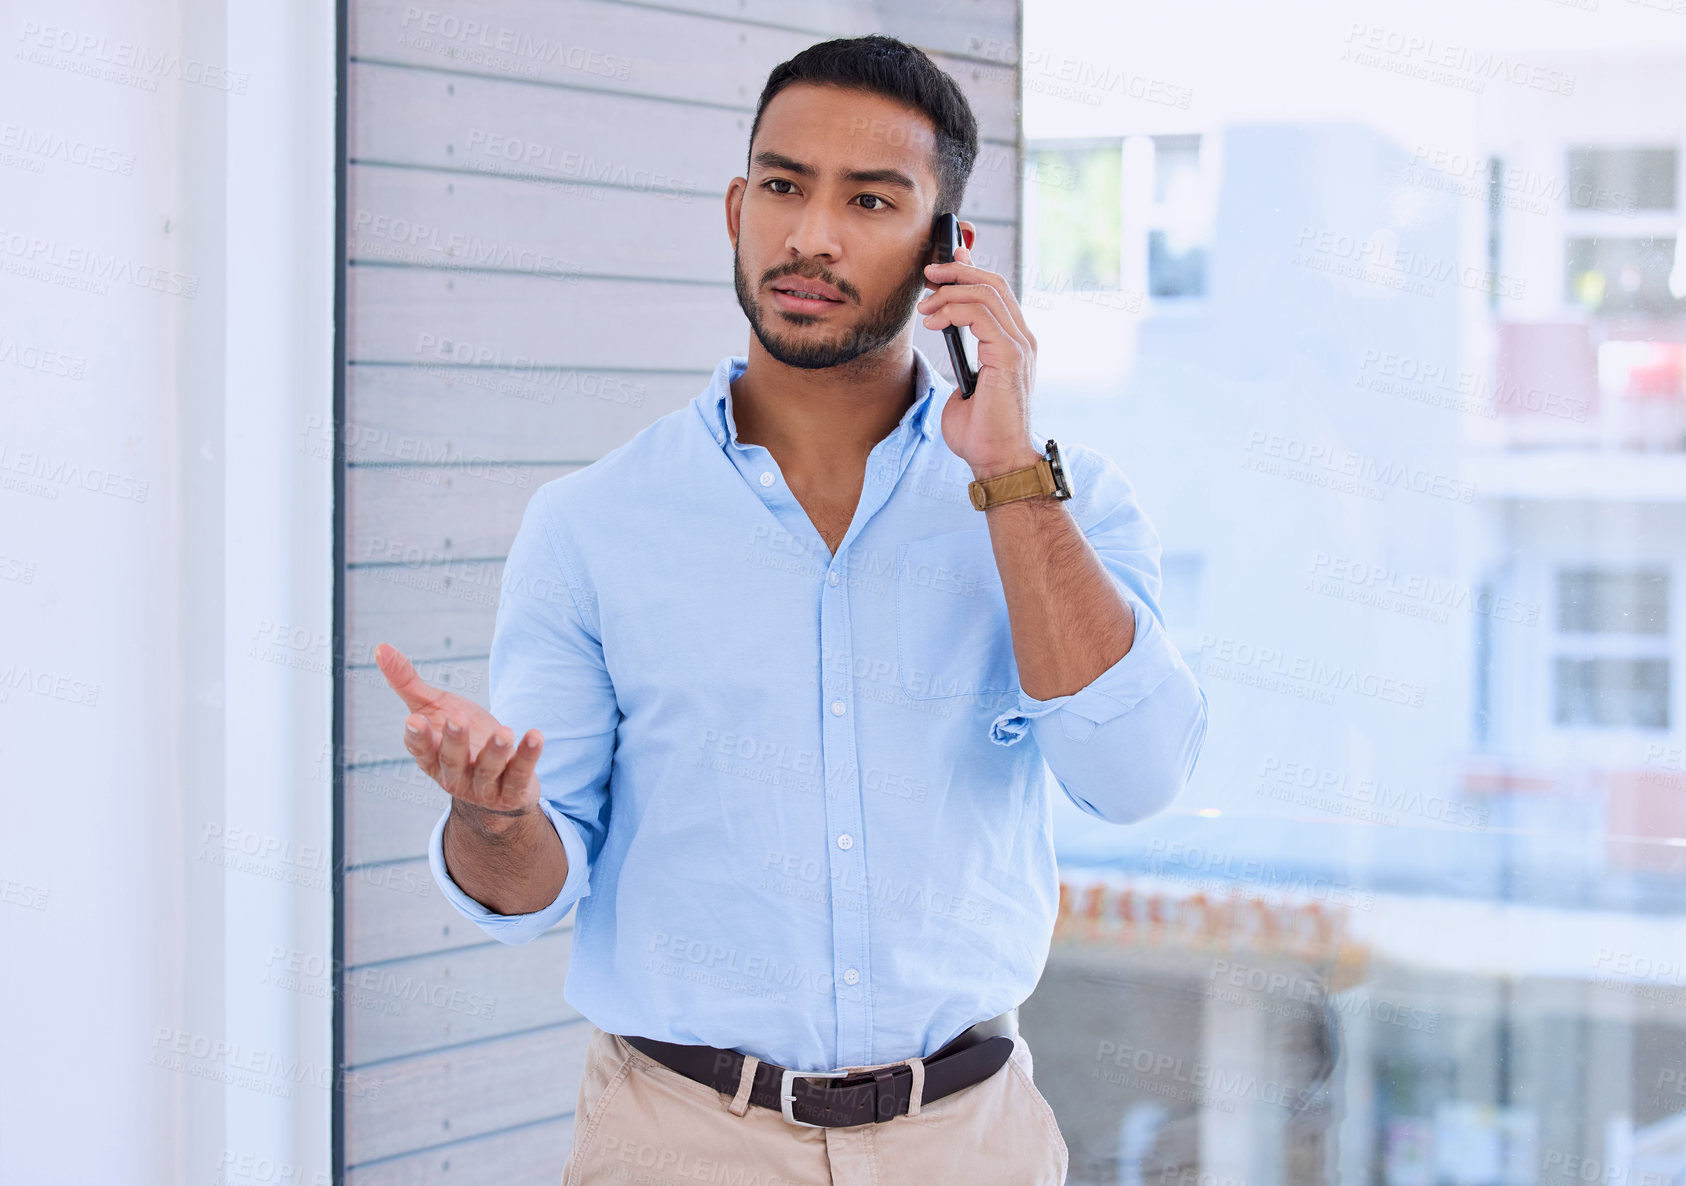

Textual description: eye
[855,194,891,211]
[763,178,797,195]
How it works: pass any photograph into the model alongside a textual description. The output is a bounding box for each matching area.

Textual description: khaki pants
[561,1024,1069,1185]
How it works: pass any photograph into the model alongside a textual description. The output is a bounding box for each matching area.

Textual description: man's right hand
[375,641,570,916]
[375,642,545,835]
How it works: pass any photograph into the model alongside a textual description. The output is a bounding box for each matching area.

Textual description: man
[375,33,1208,1186]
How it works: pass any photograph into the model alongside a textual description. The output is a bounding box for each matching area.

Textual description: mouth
[770,278,846,312]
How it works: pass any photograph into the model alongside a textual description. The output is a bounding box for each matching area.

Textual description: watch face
[1045,439,1072,499]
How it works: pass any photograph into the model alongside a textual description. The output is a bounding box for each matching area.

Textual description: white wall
[0,1,335,1183]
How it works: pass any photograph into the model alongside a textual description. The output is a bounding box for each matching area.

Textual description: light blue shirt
[428,345,1209,1072]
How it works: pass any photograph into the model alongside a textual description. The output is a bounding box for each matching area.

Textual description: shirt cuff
[427,797,592,944]
[988,585,1180,746]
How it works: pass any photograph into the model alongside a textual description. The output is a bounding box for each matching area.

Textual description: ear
[958,220,976,252]
[725,177,746,250]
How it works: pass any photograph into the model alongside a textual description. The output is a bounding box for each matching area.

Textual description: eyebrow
[752,150,919,193]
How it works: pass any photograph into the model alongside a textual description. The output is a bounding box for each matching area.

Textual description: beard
[733,243,929,371]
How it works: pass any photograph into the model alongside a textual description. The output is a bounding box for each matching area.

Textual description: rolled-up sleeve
[987,446,1209,824]
[427,481,619,944]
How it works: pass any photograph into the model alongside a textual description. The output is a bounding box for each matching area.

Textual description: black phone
[932,212,979,398]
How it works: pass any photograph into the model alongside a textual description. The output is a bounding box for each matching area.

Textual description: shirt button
[716,432,725,444]
[830,700,846,716]
[843,968,860,985]
[837,833,854,850]
[759,471,775,487]
[827,570,840,586]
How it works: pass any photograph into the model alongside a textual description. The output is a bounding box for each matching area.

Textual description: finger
[922,299,1022,361]
[375,643,442,714]
[472,726,516,800]
[403,714,441,780]
[924,258,1034,343]
[438,713,473,796]
[498,729,545,803]
[928,258,1034,343]
[920,280,1033,349]
[927,303,1032,384]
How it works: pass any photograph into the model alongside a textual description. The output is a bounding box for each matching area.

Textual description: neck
[729,334,921,467]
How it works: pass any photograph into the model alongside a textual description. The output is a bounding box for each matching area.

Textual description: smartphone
[932,212,979,398]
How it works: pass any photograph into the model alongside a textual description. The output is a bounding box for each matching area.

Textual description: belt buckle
[779,1066,850,1127]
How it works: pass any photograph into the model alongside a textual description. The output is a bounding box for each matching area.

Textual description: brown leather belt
[621,1008,1018,1127]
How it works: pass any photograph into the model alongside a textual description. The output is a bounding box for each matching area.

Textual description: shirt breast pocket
[894,528,1019,700]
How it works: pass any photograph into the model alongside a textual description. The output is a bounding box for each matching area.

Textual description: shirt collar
[697,346,946,451]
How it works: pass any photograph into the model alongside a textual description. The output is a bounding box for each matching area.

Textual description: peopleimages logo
[1091,1038,1327,1113]
[15,20,249,93]
[1195,632,1427,709]
[0,227,198,298]
[1147,838,1378,911]
[1309,551,1541,627]
[0,445,148,503]
[1258,755,1490,830]
[1355,348,1589,422]
[1341,23,1576,96]
[462,130,694,201]
[1295,225,1528,300]
[1022,50,1193,109]
[1244,429,1476,504]
[397,7,632,79]
[0,121,135,174]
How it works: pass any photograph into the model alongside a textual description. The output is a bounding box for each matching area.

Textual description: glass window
[1147,134,1209,298]
[1025,133,1215,307]
[1565,236,1686,315]
[1553,657,1670,728]
[1148,228,1206,298]
[1567,147,1678,212]
[1021,5,1686,1183]
[1027,142,1122,292]
[1557,568,1670,634]
[1152,133,1202,204]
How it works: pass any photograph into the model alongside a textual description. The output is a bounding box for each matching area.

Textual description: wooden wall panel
[348,163,733,284]
[346,360,704,465]
[346,1117,575,1186]
[338,0,1020,1176]
[349,61,1017,224]
[345,767,460,867]
[349,268,750,368]
[347,463,580,561]
[608,0,1019,60]
[347,658,489,767]
[344,1021,595,1165]
[346,856,571,965]
[345,930,579,1064]
[347,559,503,666]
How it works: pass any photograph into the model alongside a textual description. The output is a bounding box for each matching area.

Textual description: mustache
[760,263,862,304]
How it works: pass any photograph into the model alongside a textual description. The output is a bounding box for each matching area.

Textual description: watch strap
[969,458,1057,510]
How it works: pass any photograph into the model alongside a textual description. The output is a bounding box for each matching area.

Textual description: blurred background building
[1015,11,1686,1184]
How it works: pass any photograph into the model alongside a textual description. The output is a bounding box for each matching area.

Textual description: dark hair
[747,35,979,215]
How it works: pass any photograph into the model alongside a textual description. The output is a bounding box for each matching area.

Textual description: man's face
[728,83,942,370]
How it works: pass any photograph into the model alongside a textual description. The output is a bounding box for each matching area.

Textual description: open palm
[374,642,544,820]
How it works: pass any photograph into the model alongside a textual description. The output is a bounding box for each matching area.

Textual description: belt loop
[727,1054,759,1117]
[905,1055,926,1117]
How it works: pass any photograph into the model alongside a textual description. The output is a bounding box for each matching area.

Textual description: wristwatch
[968,438,1073,510]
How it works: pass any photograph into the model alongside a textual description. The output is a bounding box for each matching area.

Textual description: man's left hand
[919,240,1043,480]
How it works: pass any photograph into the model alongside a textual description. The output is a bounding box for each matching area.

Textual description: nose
[785,198,842,263]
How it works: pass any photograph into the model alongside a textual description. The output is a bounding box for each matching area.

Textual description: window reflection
[1018,5,1686,1182]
